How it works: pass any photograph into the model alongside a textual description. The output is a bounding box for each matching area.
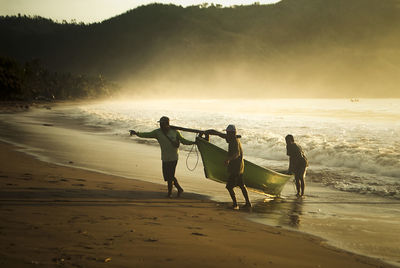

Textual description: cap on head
[158,116,170,124]
[226,124,236,132]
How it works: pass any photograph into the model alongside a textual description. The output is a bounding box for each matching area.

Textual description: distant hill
[1,0,400,98]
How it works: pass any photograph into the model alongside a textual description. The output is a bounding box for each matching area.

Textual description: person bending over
[285,134,308,197]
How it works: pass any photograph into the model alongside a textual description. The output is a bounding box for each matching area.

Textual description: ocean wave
[307,170,400,200]
[69,100,400,199]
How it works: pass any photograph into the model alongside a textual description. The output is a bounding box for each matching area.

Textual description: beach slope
[0,141,395,268]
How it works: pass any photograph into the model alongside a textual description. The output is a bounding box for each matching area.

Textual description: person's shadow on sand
[0,187,207,205]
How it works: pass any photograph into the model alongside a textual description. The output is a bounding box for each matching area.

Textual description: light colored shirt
[136,128,194,162]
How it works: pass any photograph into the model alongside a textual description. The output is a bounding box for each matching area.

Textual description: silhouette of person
[285,134,308,197]
[130,116,195,198]
[210,125,251,210]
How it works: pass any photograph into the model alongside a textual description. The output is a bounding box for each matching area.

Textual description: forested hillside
[1,0,399,98]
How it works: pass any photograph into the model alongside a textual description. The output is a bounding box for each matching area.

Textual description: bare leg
[173,178,183,197]
[300,168,306,196]
[296,182,301,196]
[162,161,179,198]
[295,168,306,196]
[239,185,251,206]
[294,177,301,196]
[167,181,173,198]
[227,187,238,208]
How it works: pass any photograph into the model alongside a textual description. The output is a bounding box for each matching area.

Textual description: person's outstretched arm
[130,129,157,139]
[176,130,195,145]
[205,129,227,139]
[286,145,295,174]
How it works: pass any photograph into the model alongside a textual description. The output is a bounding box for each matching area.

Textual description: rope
[291,178,297,193]
[186,143,199,171]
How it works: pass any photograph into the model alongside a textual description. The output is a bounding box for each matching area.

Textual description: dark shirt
[287,142,308,173]
[228,138,244,175]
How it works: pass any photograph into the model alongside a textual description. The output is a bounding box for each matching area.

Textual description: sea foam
[66,99,400,199]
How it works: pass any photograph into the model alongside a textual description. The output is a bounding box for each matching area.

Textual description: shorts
[162,160,177,182]
[226,173,245,189]
[294,166,307,182]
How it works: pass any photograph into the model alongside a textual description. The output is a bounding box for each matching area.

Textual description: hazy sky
[0,0,281,23]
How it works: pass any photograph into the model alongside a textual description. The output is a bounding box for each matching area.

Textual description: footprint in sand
[100,216,116,220]
[229,228,246,232]
[72,184,85,187]
[75,179,86,182]
[99,185,113,190]
[186,227,203,230]
[139,216,158,221]
[77,230,89,236]
[145,222,161,225]
[191,232,207,237]
[19,173,32,180]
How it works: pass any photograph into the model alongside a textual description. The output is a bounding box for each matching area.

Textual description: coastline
[0,140,396,268]
[1,102,399,267]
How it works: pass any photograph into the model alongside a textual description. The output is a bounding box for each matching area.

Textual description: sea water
[68,98,400,200]
[60,98,400,266]
[1,98,400,265]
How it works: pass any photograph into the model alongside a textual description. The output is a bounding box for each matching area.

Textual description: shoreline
[0,140,397,268]
[1,102,400,267]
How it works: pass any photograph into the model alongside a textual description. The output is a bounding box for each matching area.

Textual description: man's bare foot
[177,189,184,198]
[241,203,252,209]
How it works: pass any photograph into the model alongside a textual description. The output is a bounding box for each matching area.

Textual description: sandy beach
[2,0,400,266]
[1,102,399,267]
[0,115,397,267]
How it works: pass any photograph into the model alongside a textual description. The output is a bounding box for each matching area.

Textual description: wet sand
[0,141,397,268]
[0,104,397,267]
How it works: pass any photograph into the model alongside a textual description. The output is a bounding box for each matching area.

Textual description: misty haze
[1,1,400,268]
[1,0,400,99]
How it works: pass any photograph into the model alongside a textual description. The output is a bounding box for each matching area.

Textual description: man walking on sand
[129,116,195,198]
[210,124,251,210]
[285,134,308,197]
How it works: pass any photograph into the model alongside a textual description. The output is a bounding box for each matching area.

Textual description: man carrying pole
[129,116,195,198]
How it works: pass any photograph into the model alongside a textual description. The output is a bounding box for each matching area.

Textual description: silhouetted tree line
[0,56,119,101]
[2,0,399,80]
[1,0,400,97]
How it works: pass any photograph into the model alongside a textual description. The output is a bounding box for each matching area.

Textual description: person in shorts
[222,124,251,210]
[130,116,195,198]
[285,134,308,197]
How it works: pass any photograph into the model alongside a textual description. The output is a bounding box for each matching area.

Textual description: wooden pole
[170,125,241,138]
